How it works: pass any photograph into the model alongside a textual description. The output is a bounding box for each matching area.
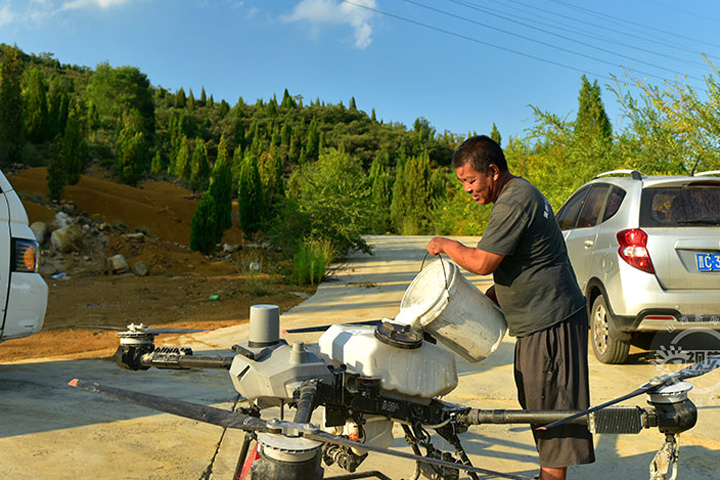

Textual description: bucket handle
[421,252,451,293]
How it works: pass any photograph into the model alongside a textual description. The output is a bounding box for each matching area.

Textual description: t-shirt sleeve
[477,200,528,256]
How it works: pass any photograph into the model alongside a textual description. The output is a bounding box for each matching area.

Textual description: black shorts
[514,308,596,468]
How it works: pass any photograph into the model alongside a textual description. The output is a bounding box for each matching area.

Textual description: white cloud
[0,4,17,28]
[283,0,376,49]
[61,0,133,10]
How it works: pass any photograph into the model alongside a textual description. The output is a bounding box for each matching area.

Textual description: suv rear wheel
[591,295,630,364]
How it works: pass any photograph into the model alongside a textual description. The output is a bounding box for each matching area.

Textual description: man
[427,135,594,480]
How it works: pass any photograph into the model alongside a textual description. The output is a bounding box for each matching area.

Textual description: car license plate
[696,253,720,271]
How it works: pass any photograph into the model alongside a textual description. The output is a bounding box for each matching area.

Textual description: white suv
[0,169,48,346]
[556,170,720,363]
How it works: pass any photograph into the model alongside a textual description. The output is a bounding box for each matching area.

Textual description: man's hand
[427,237,448,256]
[426,237,505,276]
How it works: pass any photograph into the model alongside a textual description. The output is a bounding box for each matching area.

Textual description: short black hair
[452,135,508,173]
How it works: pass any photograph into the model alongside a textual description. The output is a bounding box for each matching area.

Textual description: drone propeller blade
[538,353,720,431]
[75,325,207,335]
[68,379,530,480]
[283,319,382,334]
[144,328,208,334]
[75,324,126,331]
[68,379,270,432]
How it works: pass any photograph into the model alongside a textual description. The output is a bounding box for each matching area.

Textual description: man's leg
[539,466,566,480]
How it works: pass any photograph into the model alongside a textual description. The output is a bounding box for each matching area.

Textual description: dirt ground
[0,166,315,362]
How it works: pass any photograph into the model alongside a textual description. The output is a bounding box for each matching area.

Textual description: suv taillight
[617,228,655,274]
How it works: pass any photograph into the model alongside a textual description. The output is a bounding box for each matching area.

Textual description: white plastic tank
[318,323,457,398]
[398,259,507,363]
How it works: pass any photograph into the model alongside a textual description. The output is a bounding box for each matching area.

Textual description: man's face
[455,163,498,205]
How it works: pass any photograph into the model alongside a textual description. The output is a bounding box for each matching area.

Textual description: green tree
[174,136,191,180]
[238,152,266,235]
[208,133,233,233]
[190,140,210,192]
[151,150,163,174]
[62,101,89,184]
[0,44,24,165]
[575,75,612,143]
[86,62,154,139]
[390,153,433,234]
[23,68,50,143]
[490,123,502,146]
[368,151,393,233]
[305,118,320,161]
[116,127,147,185]
[290,148,373,254]
[189,193,220,254]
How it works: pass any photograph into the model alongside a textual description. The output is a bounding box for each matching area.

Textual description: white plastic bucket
[399,259,507,363]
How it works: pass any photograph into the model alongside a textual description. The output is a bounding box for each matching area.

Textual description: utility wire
[401,0,702,82]
[548,0,720,52]
[452,0,707,67]
[485,0,720,61]
[340,0,611,81]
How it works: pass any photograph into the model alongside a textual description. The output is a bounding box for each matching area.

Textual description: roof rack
[595,169,642,181]
[693,170,720,177]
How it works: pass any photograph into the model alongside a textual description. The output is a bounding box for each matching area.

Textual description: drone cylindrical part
[248,304,280,347]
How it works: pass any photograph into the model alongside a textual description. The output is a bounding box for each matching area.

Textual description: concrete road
[1,235,719,480]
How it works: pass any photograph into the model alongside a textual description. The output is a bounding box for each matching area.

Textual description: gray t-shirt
[478,177,585,337]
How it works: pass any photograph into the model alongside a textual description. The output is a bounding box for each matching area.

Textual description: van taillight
[617,228,655,274]
[12,238,40,273]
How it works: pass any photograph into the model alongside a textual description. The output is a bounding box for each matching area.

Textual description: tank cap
[374,321,423,349]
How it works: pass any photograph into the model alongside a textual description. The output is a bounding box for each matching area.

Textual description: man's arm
[427,237,504,276]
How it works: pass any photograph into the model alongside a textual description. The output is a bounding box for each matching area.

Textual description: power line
[457,0,708,68]
[401,0,703,83]
[485,0,720,62]
[340,0,612,80]
[548,0,720,52]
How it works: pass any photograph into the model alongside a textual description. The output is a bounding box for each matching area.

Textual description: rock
[132,260,150,277]
[51,224,84,253]
[223,243,242,253]
[106,254,129,274]
[30,222,47,243]
[53,211,72,229]
[123,232,145,242]
[39,264,59,277]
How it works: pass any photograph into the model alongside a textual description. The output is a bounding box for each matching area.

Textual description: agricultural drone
[69,261,718,480]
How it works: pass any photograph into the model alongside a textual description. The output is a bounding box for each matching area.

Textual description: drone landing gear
[649,434,679,480]
[401,424,478,480]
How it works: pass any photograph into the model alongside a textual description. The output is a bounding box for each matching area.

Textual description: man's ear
[489,164,500,180]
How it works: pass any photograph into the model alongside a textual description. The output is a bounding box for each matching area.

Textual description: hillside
[0,167,314,362]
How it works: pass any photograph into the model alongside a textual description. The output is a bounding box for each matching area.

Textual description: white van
[0,169,48,344]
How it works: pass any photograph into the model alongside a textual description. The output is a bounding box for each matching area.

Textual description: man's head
[452,135,508,174]
[453,135,509,205]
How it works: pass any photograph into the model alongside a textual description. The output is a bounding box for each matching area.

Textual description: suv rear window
[640,184,720,227]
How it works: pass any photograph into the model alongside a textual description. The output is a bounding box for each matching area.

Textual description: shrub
[292,238,333,285]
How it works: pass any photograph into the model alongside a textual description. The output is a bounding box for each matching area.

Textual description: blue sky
[0,0,718,141]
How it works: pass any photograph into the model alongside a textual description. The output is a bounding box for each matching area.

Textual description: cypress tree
[0,44,24,165]
[305,119,320,161]
[237,152,265,235]
[175,136,192,180]
[174,87,186,108]
[490,123,502,147]
[189,193,220,254]
[208,133,233,232]
[151,150,163,174]
[190,140,210,192]
[63,101,88,185]
[23,68,50,143]
[575,75,612,142]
